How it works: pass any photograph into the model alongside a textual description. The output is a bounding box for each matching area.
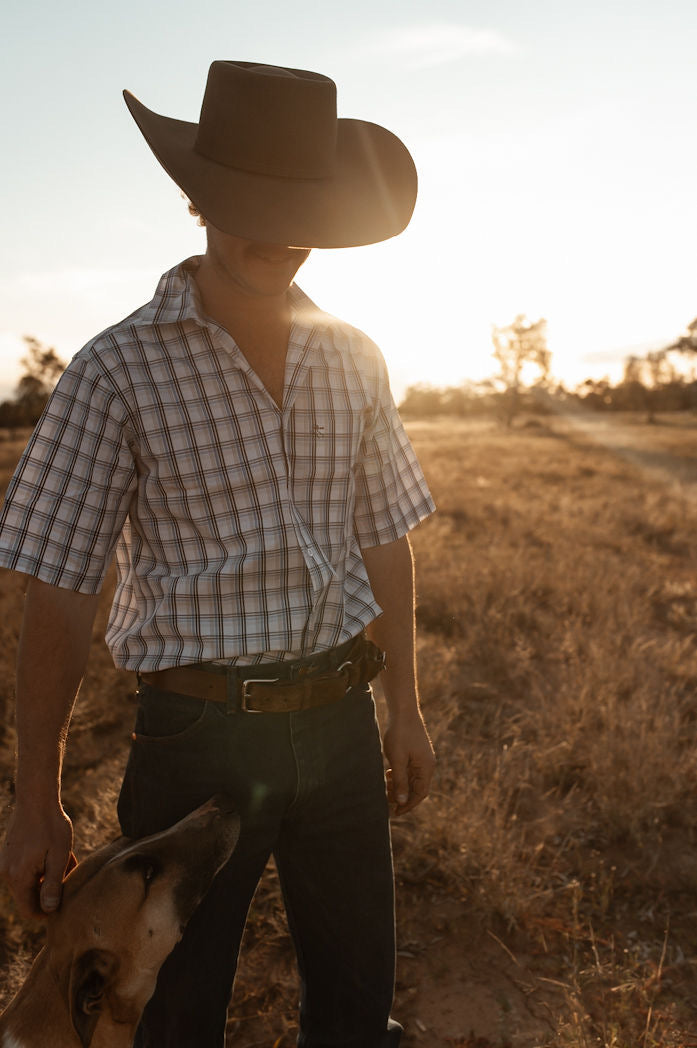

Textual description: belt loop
[225,670,240,715]
[135,672,149,699]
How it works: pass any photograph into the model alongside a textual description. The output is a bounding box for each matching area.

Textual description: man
[0,61,435,1046]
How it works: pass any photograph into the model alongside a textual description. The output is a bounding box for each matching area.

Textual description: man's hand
[382,710,436,817]
[0,804,75,919]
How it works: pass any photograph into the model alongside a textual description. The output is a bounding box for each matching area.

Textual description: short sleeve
[0,353,137,593]
[353,353,435,547]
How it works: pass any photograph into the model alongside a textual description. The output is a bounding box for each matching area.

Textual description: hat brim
[123,90,417,248]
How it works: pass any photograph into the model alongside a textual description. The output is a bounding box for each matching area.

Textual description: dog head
[46,796,240,1047]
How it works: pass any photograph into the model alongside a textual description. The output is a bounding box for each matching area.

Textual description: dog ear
[68,948,119,1048]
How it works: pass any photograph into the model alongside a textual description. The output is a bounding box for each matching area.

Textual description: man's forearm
[361,535,435,815]
[362,535,420,715]
[0,576,100,917]
[14,577,99,803]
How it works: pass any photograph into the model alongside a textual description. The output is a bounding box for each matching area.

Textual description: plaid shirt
[0,258,434,670]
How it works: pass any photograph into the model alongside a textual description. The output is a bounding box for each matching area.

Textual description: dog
[0,796,240,1047]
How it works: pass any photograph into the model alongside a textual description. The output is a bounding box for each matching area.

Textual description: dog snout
[210,793,238,817]
[189,793,238,820]
[177,796,241,856]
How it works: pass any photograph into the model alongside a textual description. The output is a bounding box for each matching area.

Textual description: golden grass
[1,413,697,1046]
[404,414,697,1045]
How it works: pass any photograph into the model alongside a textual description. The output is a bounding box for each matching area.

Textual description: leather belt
[139,633,386,714]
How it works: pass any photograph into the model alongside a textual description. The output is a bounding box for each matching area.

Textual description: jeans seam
[287,711,302,812]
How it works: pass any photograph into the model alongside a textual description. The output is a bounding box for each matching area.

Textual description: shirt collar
[138,256,325,335]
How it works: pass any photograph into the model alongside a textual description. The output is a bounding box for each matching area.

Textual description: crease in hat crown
[194,61,339,180]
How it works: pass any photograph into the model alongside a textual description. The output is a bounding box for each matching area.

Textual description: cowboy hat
[123,60,418,248]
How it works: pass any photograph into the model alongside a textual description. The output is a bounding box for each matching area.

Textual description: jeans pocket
[119,689,221,837]
[134,685,209,745]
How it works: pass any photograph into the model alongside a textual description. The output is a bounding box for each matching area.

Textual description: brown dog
[0,796,240,1047]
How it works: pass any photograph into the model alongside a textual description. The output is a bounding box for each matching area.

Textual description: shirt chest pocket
[285,412,364,485]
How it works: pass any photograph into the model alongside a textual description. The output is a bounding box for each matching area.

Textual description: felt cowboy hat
[123,60,418,248]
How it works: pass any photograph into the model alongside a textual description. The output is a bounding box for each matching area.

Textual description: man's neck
[193,255,292,335]
[193,253,294,409]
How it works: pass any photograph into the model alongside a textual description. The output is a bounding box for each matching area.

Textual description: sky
[2,0,697,402]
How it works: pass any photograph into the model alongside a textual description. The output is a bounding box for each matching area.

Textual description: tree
[19,336,65,390]
[0,336,66,430]
[643,349,671,423]
[398,384,446,418]
[491,315,551,427]
[619,355,651,414]
[666,317,697,356]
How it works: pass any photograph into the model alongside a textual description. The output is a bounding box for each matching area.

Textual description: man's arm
[0,576,100,918]
[361,535,435,816]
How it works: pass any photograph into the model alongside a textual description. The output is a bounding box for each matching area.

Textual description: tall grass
[1,415,696,1045]
[404,415,697,1045]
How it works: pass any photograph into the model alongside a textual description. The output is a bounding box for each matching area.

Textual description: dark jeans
[118,681,402,1048]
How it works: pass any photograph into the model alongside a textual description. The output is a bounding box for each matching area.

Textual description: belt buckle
[240,677,280,713]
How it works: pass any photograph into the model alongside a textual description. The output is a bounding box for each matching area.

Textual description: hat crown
[194,61,338,180]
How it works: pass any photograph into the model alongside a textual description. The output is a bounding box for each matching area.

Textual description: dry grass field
[1,411,697,1046]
